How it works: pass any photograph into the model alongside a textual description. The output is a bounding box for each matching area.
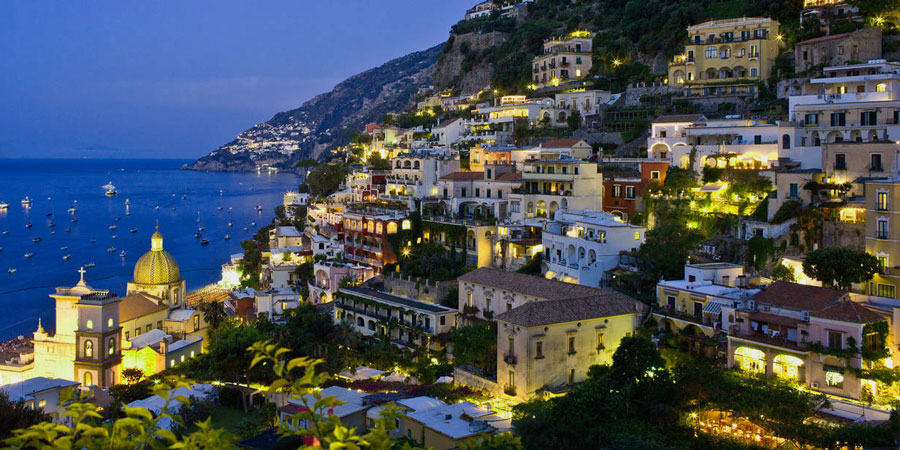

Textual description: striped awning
[702,301,723,315]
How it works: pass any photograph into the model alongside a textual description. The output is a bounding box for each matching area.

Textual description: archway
[773,354,804,380]
[549,201,559,218]
[734,346,766,374]
[536,200,547,218]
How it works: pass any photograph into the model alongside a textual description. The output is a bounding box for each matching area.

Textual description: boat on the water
[111,235,117,239]
[24,223,32,228]
[71,218,78,223]
[60,246,68,251]
[103,182,117,196]
[130,228,138,233]
[200,239,209,246]
[1,231,7,235]
[62,254,71,260]
[65,227,71,232]
[68,201,77,214]
[120,250,126,258]
[21,197,32,206]
[125,199,130,206]
[227,221,233,227]
[194,231,202,238]
[115,217,120,221]
[48,221,55,227]
[85,262,95,268]
[224,235,230,240]
[7,268,15,274]
[109,224,118,230]
[107,247,116,253]
[155,205,160,210]
[24,253,33,258]
[0,202,8,209]
[89,239,97,243]
[243,226,249,231]
[32,237,41,243]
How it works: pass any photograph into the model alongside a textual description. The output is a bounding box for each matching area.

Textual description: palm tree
[199,301,227,338]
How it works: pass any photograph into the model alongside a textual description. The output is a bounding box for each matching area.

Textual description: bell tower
[73,289,122,388]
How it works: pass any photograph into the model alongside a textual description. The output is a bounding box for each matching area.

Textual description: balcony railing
[503,353,517,365]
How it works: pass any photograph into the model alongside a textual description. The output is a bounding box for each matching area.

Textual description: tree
[199,301,227,338]
[121,367,145,384]
[770,263,797,282]
[637,218,705,283]
[305,163,346,197]
[802,247,880,290]
[450,324,497,372]
[0,392,51,440]
[367,153,391,170]
[566,110,582,131]
[515,254,542,275]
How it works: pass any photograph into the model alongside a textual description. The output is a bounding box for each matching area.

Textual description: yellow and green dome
[133,229,181,285]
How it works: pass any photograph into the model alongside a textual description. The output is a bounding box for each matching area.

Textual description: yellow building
[668,17,780,97]
[532,31,594,89]
[495,294,645,401]
[866,178,900,298]
[127,228,185,308]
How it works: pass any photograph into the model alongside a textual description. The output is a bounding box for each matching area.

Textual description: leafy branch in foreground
[4,375,232,450]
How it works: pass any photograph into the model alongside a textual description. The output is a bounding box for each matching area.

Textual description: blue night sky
[0,1,471,159]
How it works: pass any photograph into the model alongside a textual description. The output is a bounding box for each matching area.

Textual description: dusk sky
[0,1,471,159]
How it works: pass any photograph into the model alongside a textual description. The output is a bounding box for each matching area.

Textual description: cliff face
[188,44,443,172]
[433,31,509,95]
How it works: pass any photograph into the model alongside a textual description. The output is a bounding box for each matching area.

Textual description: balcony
[503,353,517,365]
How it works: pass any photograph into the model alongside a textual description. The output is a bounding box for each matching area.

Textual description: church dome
[133,229,181,285]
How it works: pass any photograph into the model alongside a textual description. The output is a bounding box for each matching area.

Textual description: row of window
[83,337,116,359]
[610,185,636,199]
[692,29,768,44]
[446,187,505,199]
[701,44,759,60]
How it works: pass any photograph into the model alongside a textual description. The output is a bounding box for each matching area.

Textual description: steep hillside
[188,44,442,172]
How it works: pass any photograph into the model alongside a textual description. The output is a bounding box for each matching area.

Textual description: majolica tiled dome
[133,229,181,285]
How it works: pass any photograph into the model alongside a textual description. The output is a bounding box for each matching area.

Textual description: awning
[702,302,723,315]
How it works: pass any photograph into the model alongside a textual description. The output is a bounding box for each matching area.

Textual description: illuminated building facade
[668,17,780,98]
[532,32,594,89]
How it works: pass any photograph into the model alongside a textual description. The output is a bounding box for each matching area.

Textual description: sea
[0,159,300,341]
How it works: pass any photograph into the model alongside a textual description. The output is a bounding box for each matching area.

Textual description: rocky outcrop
[434,31,509,95]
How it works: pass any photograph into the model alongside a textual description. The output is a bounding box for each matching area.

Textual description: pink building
[308,262,375,304]
[724,282,892,401]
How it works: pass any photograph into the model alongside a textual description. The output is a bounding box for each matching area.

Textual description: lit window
[38,399,46,409]
[107,318,113,328]
[634,232,640,240]
[190,351,195,357]
[575,69,582,77]
[877,83,887,93]
[181,355,185,362]
[825,370,844,388]
[877,192,888,211]
[597,333,604,349]
[86,320,93,330]
[84,340,93,358]
[170,359,176,367]
[108,337,115,355]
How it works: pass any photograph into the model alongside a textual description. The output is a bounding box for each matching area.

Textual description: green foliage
[304,163,347,198]
[747,236,775,271]
[0,392,51,440]
[567,110,582,131]
[802,247,880,290]
[515,253,543,275]
[367,152,392,170]
[199,300,228,336]
[658,166,698,196]
[450,324,497,372]
[4,377,234,449]
[770,263,797,282]
[770,200,802,224]
[441,286,460,308]
[637,216,706,283]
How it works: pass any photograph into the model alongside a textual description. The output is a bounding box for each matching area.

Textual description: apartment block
[794,27,881,74]
[532,31,594,89]
[668,17,780,98]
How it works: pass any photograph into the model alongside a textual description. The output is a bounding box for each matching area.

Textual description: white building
[431,118,468,146]
[647,114,781,172]
[782,60,900,170]
[334,287,457,349]
[542,210,646,287]
[508,154,603,222]
[1,377,81,425]
[269,226,305,249]
[384,151,460,206]
[283,191,310,218]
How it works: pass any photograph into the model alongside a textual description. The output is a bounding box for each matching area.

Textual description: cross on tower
[78,266,86,283]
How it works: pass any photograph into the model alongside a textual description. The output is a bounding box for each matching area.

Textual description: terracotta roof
[751,281,848,311]
[119,293,168,322]
[543,138,584,148]
[439,171,484,180]
[749,311,800,328]
[814,301,885,324]
[653,114,706,124]
[458,268,605,300]
[495,294,645,327]
[495,172,522,181]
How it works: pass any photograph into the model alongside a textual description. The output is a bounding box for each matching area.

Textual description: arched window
[413,161,420,169]
[401,219,411,230]
[782,134,791,149]
[86,320,93,330]
[84,340,93,358]
[108,337,115,355]
[386,222,398,234]
[357,317,364,327]
[83,371,92,386]
[107,318,113,328]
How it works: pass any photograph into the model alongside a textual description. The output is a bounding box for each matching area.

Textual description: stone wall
[821,221,865,251]
[623,81,673,107]
[454,366,502,397]
[383,272,457,304]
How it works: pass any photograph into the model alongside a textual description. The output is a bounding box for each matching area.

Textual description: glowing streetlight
[876,16,885,25]
[402,248,411,257]
[612,59,621,67]
[776,34,783,41]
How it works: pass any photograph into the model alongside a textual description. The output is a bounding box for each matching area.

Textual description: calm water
[0,159,299,340]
